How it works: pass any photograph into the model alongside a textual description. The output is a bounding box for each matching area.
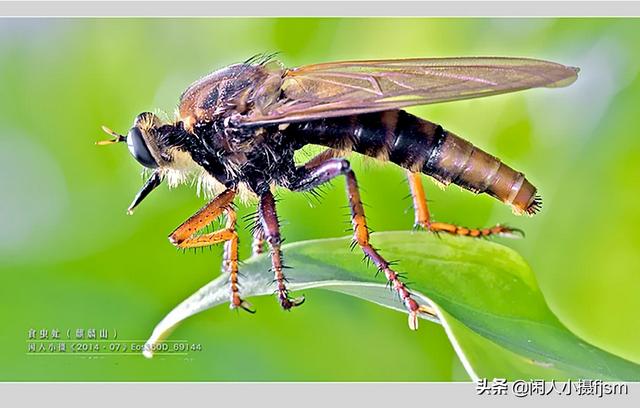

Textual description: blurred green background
[1,18,639,381]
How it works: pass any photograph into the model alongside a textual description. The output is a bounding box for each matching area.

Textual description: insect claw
[506,227,525,238]
[418,304,437,318]
[408,312,419,331]
[240,300,256,314]
[230,298,256,314]
[280,295,305,310]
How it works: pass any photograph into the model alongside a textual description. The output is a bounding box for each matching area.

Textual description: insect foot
[407,305,439,331]
[279,293,306,311]
[230,296,256,314]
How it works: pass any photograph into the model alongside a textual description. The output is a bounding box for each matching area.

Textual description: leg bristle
[526,195,543,215]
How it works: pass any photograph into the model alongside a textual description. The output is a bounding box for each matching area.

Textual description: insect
[99,55,578,329]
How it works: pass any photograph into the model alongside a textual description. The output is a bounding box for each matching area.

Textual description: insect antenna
[96,125,126,145]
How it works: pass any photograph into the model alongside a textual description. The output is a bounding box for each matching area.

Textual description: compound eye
[127,127,158,168]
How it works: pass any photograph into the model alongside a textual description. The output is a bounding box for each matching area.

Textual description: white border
[0,1,640,17]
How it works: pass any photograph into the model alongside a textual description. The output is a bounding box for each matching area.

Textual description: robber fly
[99,54,578,329]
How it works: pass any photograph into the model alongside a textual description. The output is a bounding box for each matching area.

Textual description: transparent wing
[238,57,579,126]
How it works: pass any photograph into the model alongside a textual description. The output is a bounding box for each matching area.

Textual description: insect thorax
[191,121,299,196]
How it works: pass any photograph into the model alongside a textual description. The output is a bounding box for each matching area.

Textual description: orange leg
[288,158,435,329]
[346,167,434,330]
[168,188,253,312]
[406,171,522,238]
[168,188,236,247]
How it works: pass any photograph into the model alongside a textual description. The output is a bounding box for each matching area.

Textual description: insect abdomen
[287,110,540,215]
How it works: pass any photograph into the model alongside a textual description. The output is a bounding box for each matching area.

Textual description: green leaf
[143,231,640,380]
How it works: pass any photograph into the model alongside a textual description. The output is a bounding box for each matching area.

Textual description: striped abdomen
[285,110,541,215]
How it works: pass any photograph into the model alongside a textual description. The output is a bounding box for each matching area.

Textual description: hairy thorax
[189,122,299,198]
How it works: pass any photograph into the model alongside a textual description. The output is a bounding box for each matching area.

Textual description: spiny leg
[222,209,254,313]
[251,227,265,257]
[258,191,305,310]
[406,171,522,238]
[168,188,253,312]
[289,159,434,329]
[169,188,236,247]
